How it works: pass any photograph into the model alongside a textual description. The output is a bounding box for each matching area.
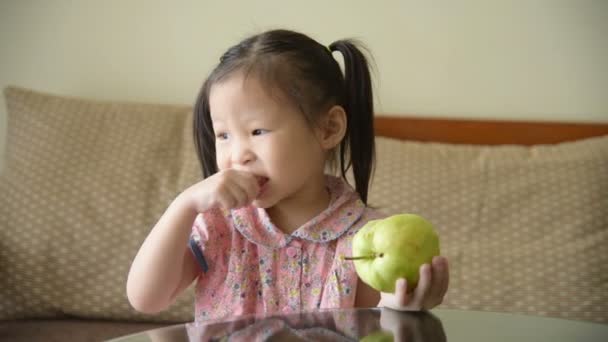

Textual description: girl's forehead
[209,74,297,121]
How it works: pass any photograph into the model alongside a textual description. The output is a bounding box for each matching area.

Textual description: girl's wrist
[173,189,202,216]
[377,296,386,308]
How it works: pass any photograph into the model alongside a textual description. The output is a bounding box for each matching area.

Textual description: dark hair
[193,29,375,203]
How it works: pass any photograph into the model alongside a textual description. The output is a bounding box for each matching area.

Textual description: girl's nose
[231,142,255,165]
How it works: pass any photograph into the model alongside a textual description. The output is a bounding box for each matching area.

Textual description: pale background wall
[1,0,607,169]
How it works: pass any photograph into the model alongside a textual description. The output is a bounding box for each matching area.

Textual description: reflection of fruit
[360,330,394,342]
[345,214,440,293]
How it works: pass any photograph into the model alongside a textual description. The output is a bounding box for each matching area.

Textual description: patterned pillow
[0,87,197,322]
[368,136,608,323]
[2,86,607,324]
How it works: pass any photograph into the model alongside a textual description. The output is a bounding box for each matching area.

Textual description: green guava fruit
[360,330,394,342]
[345,214,440,293]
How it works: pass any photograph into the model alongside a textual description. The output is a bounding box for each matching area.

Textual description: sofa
[1,86,607,341]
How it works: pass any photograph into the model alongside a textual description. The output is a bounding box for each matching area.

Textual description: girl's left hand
[379,256,449,311]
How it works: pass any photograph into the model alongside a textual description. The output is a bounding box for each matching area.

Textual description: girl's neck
[266,181,331,235]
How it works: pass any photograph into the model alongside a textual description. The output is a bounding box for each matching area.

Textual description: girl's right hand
[181,169,261,213]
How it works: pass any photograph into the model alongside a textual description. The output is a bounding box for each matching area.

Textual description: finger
[441,257,450,297]
[394,278,409,307]
[412,263,432,310]
[431,256,449,306]
[244,177,261,200]
[210,171,239,209]
[218,194,238,209]
[217,183,243,209]
[233,171,260,200]
[227,183,250,208]
[426,256,446,307]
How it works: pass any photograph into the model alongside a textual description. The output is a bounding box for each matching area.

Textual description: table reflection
[146,308,445,341]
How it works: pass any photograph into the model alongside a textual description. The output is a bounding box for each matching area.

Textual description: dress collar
[229,175,366,249]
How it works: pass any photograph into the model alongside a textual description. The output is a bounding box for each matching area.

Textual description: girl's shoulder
[358,206,387,225]
[337,206,386,244]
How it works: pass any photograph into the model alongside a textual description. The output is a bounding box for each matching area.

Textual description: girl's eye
[252,129,268,136]
[216,132,229,140]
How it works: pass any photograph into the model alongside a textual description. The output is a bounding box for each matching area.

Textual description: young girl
[127,29,449,322]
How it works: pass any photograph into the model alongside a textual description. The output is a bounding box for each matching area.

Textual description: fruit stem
[343,255,375,260]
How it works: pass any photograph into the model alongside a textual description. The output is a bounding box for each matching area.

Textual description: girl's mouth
[256,176,269,187]
[256,177,269,198]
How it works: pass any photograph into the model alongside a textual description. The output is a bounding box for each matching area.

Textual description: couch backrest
[1,86,607,324]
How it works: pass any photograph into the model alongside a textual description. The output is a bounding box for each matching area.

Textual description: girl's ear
[318,105,347,150]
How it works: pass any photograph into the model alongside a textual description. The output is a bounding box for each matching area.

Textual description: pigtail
[328,40,375,204]
[193,79,218,178]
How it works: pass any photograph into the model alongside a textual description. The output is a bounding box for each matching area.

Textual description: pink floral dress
[189,175,382,322]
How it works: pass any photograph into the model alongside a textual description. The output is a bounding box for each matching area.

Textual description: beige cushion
[0,86,197,322]
[2,86,607,324]
[369,136,608,323]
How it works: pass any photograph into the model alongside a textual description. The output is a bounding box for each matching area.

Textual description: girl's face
[209,73,328,209]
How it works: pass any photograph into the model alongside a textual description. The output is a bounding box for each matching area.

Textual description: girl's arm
[126,169,260,314]
[126,195,200,314]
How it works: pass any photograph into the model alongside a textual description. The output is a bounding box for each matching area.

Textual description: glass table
[108,308,608,341]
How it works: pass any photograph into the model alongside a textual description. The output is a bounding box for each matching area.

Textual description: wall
[1,0,607,168]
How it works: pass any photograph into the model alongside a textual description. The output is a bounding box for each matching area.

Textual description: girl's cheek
[215,151,230,170]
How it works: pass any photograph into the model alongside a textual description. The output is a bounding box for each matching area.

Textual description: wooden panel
[374,115,608,145]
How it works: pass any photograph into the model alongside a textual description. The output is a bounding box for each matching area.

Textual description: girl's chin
[252,185,272,208]
[251,197,273,209]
